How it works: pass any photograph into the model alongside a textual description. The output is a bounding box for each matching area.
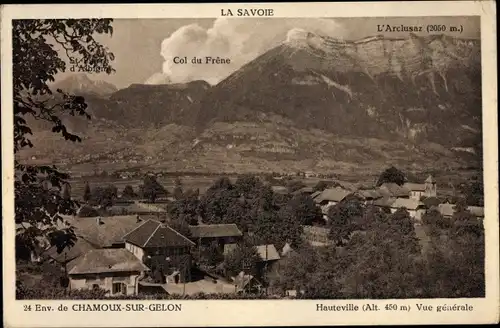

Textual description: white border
[2,2,498,327]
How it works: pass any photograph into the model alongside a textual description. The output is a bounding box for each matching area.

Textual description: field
[69,175,238,199]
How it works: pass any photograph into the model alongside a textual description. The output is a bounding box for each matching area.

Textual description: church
[403,175,437,200]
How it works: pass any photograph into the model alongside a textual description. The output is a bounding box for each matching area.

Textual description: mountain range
[19,32,483,177]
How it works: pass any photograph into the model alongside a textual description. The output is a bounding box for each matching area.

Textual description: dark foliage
[122,185,137,199]
[139,175,167,203]
[376,166,406,186]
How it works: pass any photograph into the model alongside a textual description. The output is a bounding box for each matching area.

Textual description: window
[112,282,126,295]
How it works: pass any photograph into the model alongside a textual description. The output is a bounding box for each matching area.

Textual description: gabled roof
[315,188,351,203]
[42,237,97,263]
[292,187,314,195]
[123,219,195,248]
[373,197,396,207]
[255,244,281,262]
[390,198,425,210]
[271,186,289,194]
[403,182,426,192]
[310,191,322,200]
[68,249,149,275]
[59,215,144,248]
[437,203,484,217]
[438,203,455,217]
[223,244,281,262]
[356,189,384,200]
[379,183,410,198]
[189,224,242,238]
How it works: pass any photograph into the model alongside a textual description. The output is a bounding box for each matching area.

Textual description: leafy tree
[327,195,365,245]
[422,207,450,236]
[223,241,261,279]
[333,207,426,298]
[376,166,406,186]
[234,174,265,198]
[286,194,322,226]
[200,241,225,267]
[451,199,483,238]
[424,201,484,297]
[459,179,484,206]
[140,175,167,203]
[90,185,117,209]
[198,178,239,225]
[14,19,114,261]
[277,243,318,291]
[286,180,306,193]
[83,182,91,203]
[168,219,192,239]
[167,189,201,225]
[386,208,421,255]
[173,177,184,200]
[61,183,71,200]
[121,185,136,199]
[313,180,340,192]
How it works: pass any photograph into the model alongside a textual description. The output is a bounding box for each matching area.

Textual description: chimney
[96,217,101,225]
[136,215,141,223]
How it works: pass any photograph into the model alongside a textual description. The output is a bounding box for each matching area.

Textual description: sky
[54,16,481,89]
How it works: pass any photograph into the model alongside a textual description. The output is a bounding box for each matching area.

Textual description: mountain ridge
[20,32,483,175]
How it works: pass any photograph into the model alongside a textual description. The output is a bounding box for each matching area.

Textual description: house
[255,244,281,263]
[373,197,396,212]
[379,183,410,198]
[123,219,195,283]
[291,187,314,196]
[255,244,281,275]
[42,237,97,266]
[403,175,437,200]
[403,183,426,200]
[232,271,262,294]
[314,188,352,219]
[310,190,322,200]
[271,186,289,195]
[438,203,484,219]
[304,171,316,178]
[389,198,426,221]
[468,206,485,219]
[355,189,384,204]
[188,224,243,248]
[67,248,149,296]
[59,215,145,248]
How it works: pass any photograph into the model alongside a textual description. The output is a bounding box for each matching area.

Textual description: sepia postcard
[1,1,499,327]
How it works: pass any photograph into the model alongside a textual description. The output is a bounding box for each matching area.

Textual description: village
[15,168,485,299]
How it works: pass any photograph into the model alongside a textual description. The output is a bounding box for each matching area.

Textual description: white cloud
[145,18,346,85]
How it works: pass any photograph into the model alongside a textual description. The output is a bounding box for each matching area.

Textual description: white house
[67,249,149,296]
[389,198,426,221]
